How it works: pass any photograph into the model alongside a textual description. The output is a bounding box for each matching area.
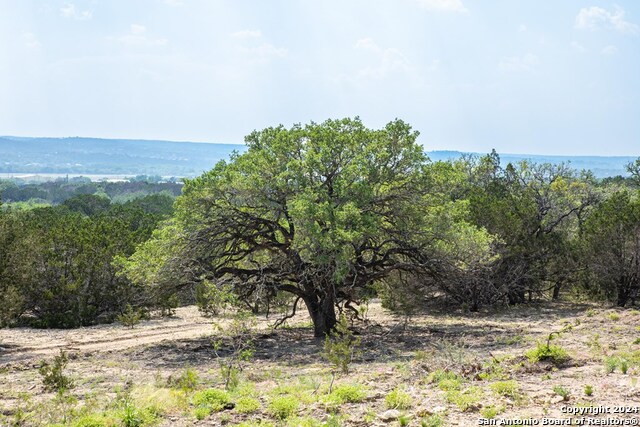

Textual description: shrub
[421,414,444,427]
[480,405,502,419]
[525,343,569,365]
[584,385,594,396]
[235,397,261,413]
[192,389,231,412]
[445,386,483,412]
[385,388,412,410]
[39,350,74,392]
[118,304,142,329]
[268,395,299,419]
[168,367,198,391]
[552,385,570,401]
[324,383,367,405]
[323,315,361,374]
[489,380,519,397]
[72,413,111,427]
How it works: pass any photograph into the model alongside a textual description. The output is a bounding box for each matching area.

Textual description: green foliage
[192,389,231,412]
[323,315,361,374]
[526,343,570,365]
[421,414,444,427]
[489,380,519,397]
[480,406,502,419]
[235,396,261,413]
[552,385,570,401]
[324,383,367,405]
[118,304,142,329]
[39,350,74,392]
[445,386,483,412]
[385,387,413,410]
[168,367,199,391]
[584,384,594,396]
[212,310,256,390]
[268,395,299,419]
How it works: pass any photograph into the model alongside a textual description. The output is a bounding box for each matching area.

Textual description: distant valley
[0,136,636,178]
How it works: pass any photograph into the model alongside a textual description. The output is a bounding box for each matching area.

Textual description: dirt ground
[1,301,639,426]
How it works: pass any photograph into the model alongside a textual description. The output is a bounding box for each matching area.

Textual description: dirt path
[0,306,217,364]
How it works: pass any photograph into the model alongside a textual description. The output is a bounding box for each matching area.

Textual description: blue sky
[1,0,639,155]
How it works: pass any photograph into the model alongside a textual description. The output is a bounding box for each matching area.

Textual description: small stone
[379,409,401,421]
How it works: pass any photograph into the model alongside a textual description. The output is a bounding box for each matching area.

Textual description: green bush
[525,343,569,365]
[385,388,412,410]
[489,380,519,397]
[323,316,361,374]
[192,389,231,412]
[235,397,261,413]
[39,350,74,392]
[268,395,299,419]
[324,383,367,405]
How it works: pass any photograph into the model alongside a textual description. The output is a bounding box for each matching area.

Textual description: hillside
[1,137,636,178]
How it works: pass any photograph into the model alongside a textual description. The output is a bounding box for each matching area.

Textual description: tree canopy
[123,118,478,336]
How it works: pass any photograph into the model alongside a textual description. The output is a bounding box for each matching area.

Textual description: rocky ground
[1,301,639,426]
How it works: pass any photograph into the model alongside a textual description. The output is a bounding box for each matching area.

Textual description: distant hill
[0,137,636,178]
[427,151,637,178]
[0,136,242,177]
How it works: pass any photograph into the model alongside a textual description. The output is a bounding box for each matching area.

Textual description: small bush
[445,386,483,412]
[118,305,142,329]
[552,385,570,401]
[608,313,620,322]
[323,315,361,374]
[268,395,299,419]
[604,356,618,374]
[39,350,74,392]
[235,397,261,414]
[489,380,518,397]
[385,388,412,410]
[584,385,594,396]
[421,414,444,427]
[194,406,210,420]
[525,343,569,365]
[169,367,198,391]
[72,413,111,427]
[192,389,231,412]
[480,405,502,419]
[324,383,367,405]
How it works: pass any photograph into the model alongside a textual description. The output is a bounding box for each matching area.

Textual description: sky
[1,0,639,156]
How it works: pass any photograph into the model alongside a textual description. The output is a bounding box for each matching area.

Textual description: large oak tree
[124,118,449,337]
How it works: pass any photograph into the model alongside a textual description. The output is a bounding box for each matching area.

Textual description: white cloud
[231,30,262,39]
[575,6,639,34]
[23,32,41,49]
[244,43,287,59]
[164,0,183,6]
[232,30,286,62]
[354,38,413,80]
[499,53,539,72]
[571,41,588,53]
[415,0,468,13]
[601,45,618,55]
[60,3,92,20]
[112,25,168,47]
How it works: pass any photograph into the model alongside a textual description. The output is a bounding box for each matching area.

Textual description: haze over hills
[0,136,636,179]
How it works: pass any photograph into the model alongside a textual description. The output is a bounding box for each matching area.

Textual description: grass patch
[385,387,413,410]
[192,388,231,412]
[268,395,299,420]
[489,380,519,398]
[525,343,570,365]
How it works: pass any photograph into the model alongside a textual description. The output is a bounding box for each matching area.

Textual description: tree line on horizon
[1,118,639,334]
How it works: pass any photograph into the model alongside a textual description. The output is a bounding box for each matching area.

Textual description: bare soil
[1,301,640,426]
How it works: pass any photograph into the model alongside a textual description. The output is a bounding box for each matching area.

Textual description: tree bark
[303,291,338,338]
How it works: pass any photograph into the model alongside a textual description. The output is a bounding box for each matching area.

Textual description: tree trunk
[303,292,337,338]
